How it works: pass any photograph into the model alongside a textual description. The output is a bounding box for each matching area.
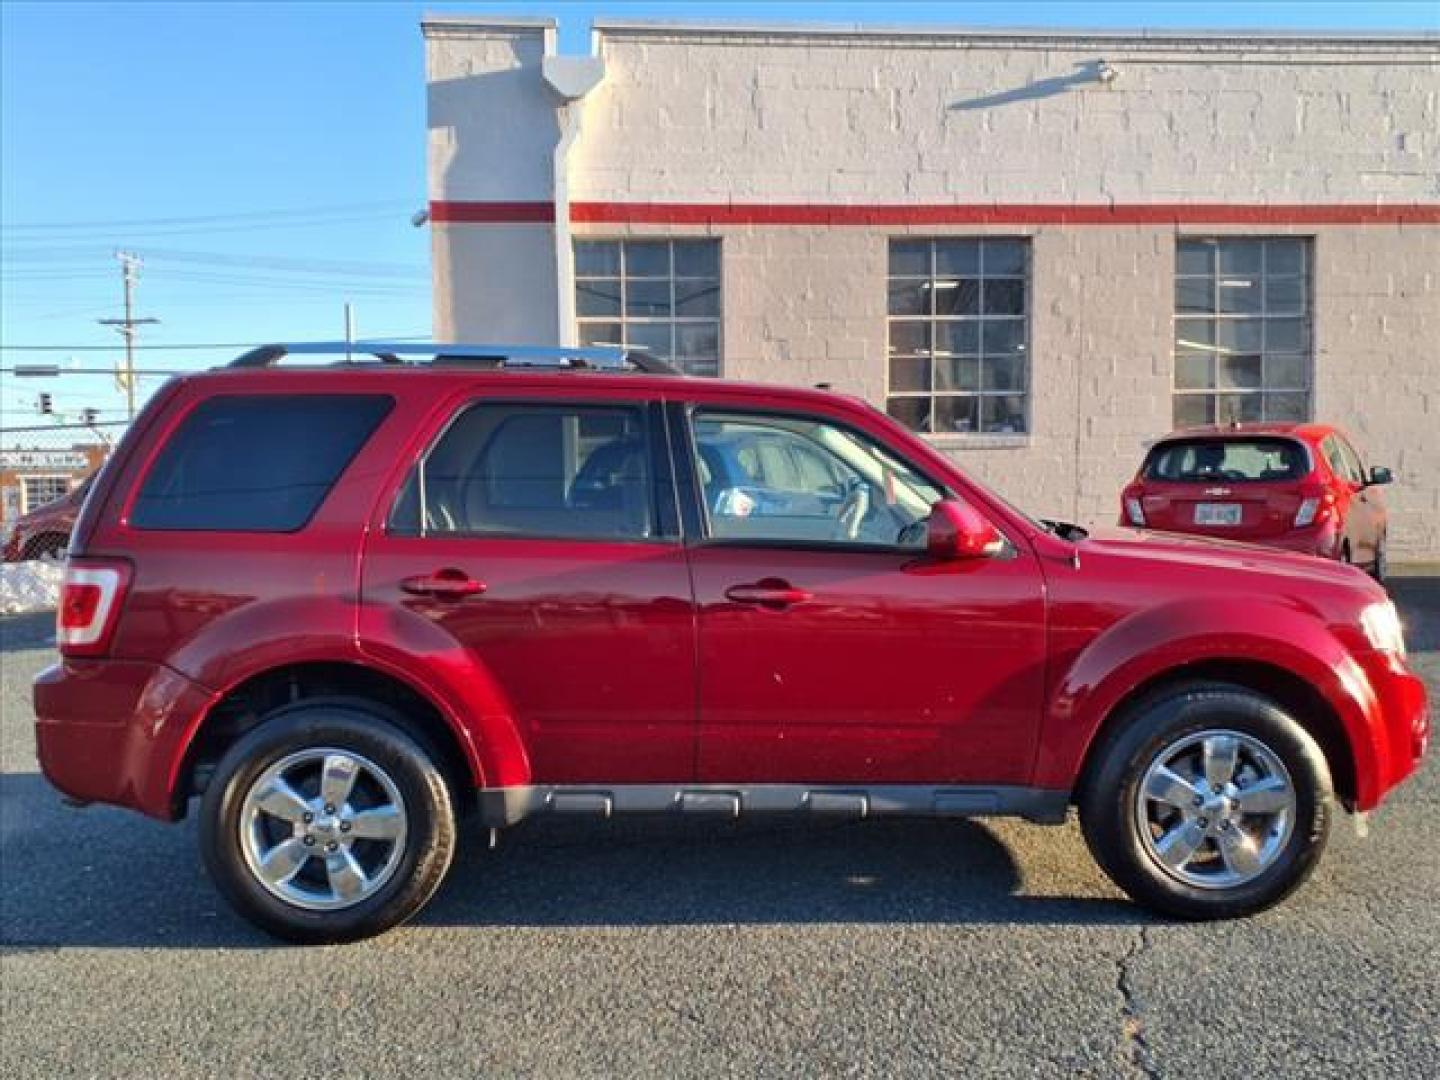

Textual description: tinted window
[1144,438,1307,483]
[694,412,944,548]
[392,404,655,541]
[131,395,391,531]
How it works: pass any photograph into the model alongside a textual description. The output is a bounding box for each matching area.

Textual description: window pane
[1218,241,1262,275]
[935,356,980,391]
[1176,277,1212,315]
[1265,317,1308,353]
[626,280,672,318]
[934,321,978,356]
[673,241,719,278]
[1216,319,1262,354]
[1217,277,1261,315]
[624,241,669,277]
[675,279,720,317]
[889,280,930,316]
[578,322,623,347]
[890,240,931,276]
[575,241,620,277]
[889,321,929,357]
[133,395,392,532]
[1175,318,1215,355]
[889,355,931,393]
[1219,354,1262,390]
[981,394,1027,434]
[1176,241,1214,277]
[981,320,1025,356]
[1173,393,1213,428]
[576,279,621,318]
[984,355,1026,392]
[935,278,979,316]
[1175,354,1213,390]
[1216,393,1263,424]
[935,241,980,275]
[1264,392,1309,422]
[406,405,653,540]
[982,240,1026,275]
[1266,240,1306,275]
[1265,354,1308,390]
[982,280,1025,316]
[675,323,720,376]
[626,322,672,359]
[933,395,979,434]
[1264,276,1305,314]
[887,397,931,432]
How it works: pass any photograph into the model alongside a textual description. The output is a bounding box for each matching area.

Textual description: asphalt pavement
[2,573,1437,1078]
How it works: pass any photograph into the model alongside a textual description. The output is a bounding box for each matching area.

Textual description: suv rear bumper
[33,659,215,821]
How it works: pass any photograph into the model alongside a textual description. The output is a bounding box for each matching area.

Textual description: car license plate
[1195,503,1242,526]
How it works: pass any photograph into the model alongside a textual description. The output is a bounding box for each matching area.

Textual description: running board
[478,784,1070,828]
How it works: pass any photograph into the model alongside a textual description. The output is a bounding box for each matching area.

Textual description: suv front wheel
[200,702,457,943]
[1079,684,1332,920]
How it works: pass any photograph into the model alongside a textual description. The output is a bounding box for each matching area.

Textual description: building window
[575,240,721,376]
[20,475,70,513]
[1173,238,1312,427]
[885,238,1029,436]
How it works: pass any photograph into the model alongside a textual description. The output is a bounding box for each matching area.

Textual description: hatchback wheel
[1079,683,1331,920]
[200,702,457,943]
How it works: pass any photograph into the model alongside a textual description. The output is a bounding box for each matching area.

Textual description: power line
[1,200,415,232]
[0,337,431,351]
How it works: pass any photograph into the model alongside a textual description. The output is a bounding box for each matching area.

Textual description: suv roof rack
[227,341,681,375]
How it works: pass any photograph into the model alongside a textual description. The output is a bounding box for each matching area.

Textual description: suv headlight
[1360,601,1407,658]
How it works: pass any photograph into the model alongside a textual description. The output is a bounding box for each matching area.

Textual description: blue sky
[3,1,1437,423]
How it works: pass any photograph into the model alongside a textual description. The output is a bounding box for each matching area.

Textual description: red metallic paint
[30,367,1428,823]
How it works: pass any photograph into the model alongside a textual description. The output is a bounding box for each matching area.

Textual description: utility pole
[98,251,159,420]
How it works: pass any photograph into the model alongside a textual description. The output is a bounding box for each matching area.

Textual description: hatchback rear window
[130,394,391,531]
[1143,438,1308,483]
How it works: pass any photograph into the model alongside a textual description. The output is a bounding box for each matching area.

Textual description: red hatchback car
[33,344,1429,942]
[1121,424,1392,580]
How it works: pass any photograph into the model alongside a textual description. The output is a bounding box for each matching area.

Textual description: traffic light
[38,393,52,415]
[80,407,99,425]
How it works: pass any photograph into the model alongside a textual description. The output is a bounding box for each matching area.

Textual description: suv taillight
[57,559,130,657]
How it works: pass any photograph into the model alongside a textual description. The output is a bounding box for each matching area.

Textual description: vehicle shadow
[0,772,1138,951]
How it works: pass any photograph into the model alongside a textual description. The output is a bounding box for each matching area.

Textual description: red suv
[2,473,91,562]
[1120,424,1392,579]
[34,344,1429,942]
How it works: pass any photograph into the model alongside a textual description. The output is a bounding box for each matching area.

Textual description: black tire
[200,701,457,944]
[1079,683,1332,920]
[1370,538,1387,585]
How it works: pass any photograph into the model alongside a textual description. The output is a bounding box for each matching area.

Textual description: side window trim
[674,402,951,552]
[389,396,679,544]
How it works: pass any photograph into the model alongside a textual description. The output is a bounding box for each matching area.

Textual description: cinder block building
[422,15,1440,558]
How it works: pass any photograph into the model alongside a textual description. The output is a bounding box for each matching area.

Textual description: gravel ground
[1,574,1436,1078]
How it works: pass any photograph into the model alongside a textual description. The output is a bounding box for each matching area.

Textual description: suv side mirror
[1368,466,1393,487]
[927,498,1002,560]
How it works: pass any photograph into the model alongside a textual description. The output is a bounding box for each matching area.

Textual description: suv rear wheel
[200,702,457,943]
[1079,683,1332,920]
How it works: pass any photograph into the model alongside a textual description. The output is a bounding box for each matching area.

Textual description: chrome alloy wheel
[239,748,408,911]
[1135,730,1297,890]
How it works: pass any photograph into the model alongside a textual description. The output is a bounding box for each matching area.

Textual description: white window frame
[885,237,1032,439]
[19,474,71,514]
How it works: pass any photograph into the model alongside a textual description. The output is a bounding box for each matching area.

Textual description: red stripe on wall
[431,200,1440,226]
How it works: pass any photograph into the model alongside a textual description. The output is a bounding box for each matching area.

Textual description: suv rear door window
[131,394,391,531]
[392,403,657,541]
[1143,438,1307,483]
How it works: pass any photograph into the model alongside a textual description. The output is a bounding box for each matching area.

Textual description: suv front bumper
[33,659,215,820]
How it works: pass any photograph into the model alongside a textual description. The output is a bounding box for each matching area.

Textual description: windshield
[1144,438,1308,483]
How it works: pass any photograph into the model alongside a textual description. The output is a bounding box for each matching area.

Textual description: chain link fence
[1,421,128,559]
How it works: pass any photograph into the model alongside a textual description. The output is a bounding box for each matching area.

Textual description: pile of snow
[0,560,64,615]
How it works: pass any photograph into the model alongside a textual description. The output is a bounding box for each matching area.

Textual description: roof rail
[226,341,681,375]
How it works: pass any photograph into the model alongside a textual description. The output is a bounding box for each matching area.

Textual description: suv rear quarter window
[130,394,392,531]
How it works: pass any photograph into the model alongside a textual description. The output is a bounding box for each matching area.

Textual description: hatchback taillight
[1294,492,1334,528]
[57,559,130,657]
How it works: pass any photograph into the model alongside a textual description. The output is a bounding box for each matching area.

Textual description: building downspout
[543,54,606,348]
